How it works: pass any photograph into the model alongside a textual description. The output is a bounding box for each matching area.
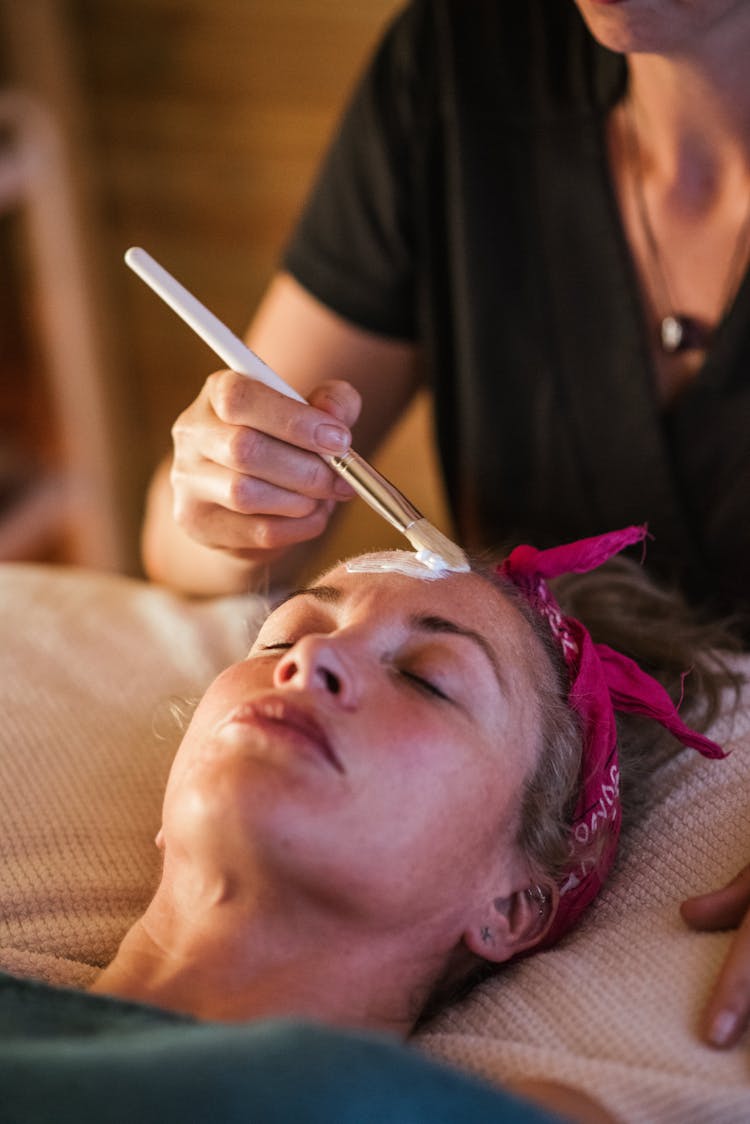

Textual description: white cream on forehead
[345,549,452,581]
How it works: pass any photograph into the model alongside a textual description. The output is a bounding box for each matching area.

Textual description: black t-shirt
[284,0,750,621]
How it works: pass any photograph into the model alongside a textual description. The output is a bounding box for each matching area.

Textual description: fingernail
[709,1009,739,1047]
[316,424,350,454]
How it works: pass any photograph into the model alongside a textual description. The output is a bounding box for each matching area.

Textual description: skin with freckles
[91,560,555,1032]
[163,563,538,916]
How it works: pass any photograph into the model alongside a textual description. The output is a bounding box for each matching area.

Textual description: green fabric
[0,973,564,1122]
[283,0,750,624]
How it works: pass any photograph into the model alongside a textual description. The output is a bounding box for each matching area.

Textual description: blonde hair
[483,554,742,886]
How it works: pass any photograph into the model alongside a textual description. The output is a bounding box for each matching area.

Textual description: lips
[221,695,344,774]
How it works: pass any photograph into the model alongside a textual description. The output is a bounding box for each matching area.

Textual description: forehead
[307,560,533,658]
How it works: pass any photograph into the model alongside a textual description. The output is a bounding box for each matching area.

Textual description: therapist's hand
[681,863,750,1048]
[170,370,360,563]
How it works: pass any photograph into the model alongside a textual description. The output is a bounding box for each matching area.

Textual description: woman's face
[161,560,545,934]
[571,0,746,56]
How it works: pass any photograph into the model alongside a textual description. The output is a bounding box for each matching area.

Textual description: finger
[307,379,362,428]
[173,457,320,520]
[174,493,335,556]
[700,913,750,1048]
[206,370,352,457]
[173,445,353,528]
[181,421,352,502]
[681,865,750,931]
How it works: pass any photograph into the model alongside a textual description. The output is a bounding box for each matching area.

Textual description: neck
[615,50,750,375]
[625,48,750,204]
[89,872,447,1036]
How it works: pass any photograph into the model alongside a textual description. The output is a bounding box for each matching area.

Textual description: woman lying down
[1,526,737,1123]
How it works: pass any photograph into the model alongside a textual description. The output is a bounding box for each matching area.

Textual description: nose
[273,635,358,709]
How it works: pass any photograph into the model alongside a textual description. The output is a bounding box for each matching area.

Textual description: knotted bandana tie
[498,525,725,946]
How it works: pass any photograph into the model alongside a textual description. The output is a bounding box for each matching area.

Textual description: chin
[575,2,688,56]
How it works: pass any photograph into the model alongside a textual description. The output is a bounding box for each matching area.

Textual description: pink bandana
[498,525,725,946]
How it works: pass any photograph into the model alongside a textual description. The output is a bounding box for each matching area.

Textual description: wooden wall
[2,0,450,575]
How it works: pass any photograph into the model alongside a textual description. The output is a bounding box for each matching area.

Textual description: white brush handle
[124,247,423,533]
[125,247,306,403]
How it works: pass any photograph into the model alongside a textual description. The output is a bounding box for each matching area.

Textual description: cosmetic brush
[125,247,469,572]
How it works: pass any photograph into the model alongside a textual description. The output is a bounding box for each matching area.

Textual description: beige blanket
[1,561,748,1121]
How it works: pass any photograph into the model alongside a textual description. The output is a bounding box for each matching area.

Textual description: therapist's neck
[625,36,750,194]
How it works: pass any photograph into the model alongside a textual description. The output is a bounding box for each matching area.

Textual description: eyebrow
[410,614,506,693]
[272,585,341,610]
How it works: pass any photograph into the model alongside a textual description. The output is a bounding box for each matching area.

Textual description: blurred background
[0,0,448,581]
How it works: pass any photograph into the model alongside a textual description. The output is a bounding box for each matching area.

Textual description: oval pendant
[660,315,685,353]
[659,314,711,354]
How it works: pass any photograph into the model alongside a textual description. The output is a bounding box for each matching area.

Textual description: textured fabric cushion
[0,562,260,987]
[1,561,749,1121]
[417,679,750,1122]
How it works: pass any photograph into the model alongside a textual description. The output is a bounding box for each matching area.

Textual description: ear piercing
[526,886,548,916]
[480,926,493,944]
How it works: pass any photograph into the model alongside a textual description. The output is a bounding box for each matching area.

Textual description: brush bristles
[405,519,470,573]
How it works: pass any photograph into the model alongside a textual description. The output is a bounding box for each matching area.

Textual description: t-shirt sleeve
[282,3,426,341]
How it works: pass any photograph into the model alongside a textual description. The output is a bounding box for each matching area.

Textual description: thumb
[681,864,750,931]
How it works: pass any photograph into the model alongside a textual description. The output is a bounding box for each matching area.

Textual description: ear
[463,881,559,963]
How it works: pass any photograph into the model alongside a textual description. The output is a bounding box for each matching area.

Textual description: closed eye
[253,641,294,655]
[399,669,450,702]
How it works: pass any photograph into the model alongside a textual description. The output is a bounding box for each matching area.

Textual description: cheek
[191,660,275,729]
[380,760,524,905]
[380,720,525,849]
[163,662,273,791]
